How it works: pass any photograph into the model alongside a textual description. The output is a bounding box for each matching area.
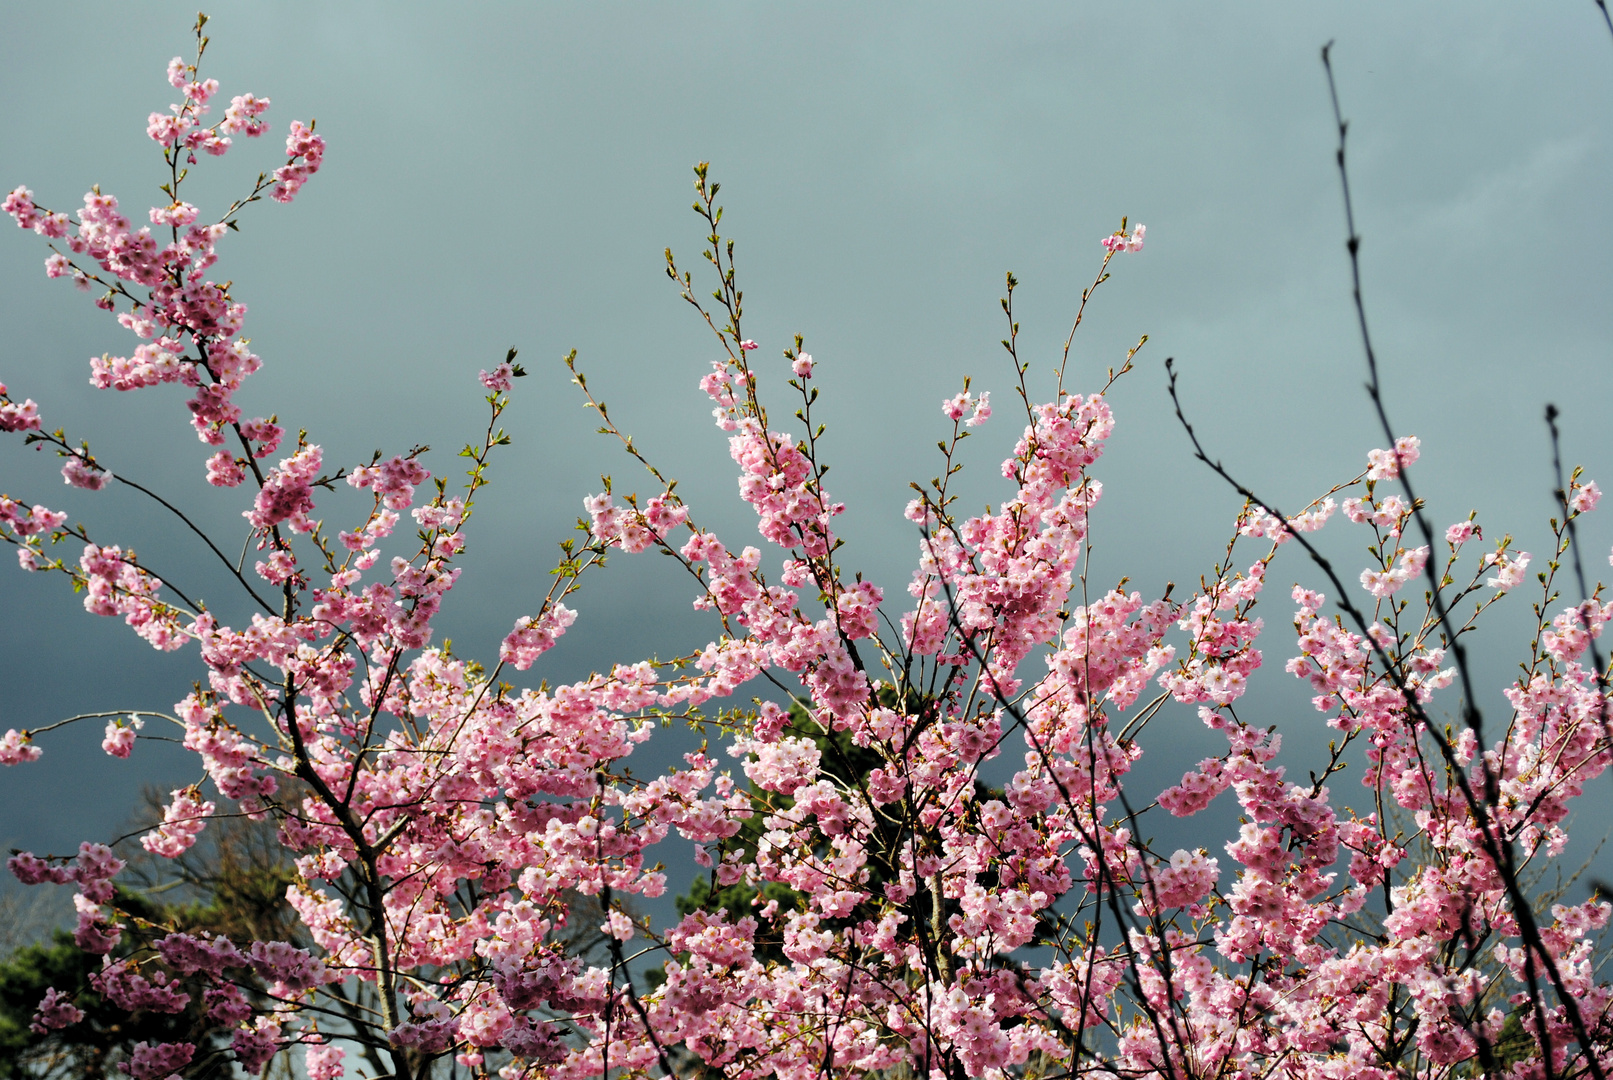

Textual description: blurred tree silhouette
[0,788,309,1079]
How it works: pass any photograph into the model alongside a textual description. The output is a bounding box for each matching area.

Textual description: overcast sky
[2,3,1611,921]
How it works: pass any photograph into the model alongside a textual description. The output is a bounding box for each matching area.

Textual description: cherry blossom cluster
[1100,221,1145,253]
[2,18,321,474]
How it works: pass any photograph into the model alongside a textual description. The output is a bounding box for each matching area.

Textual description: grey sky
[2,3,1610,918]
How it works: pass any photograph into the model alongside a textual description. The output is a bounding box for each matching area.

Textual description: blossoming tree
[4,17,1613,1080]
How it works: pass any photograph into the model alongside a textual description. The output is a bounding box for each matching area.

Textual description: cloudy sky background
[2,2,1611,926]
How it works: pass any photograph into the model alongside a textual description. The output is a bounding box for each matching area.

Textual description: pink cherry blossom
[94,958,190,1013]
[222,93,271,137]
[1101,222,1145,252]
[3,186,41,229]
[121,1040,195,1080]
[62,455,111,490]
[479,361,514,391]
[0,728,42,765]
[1366,434,1421,480]
[101,717,141,758]
[1360,545,1429,598]
[1484,549,1532,591]
[30,987,84,1033]
[247,444,322,531]
[499,604,578,670]
[140,787,215,857]
[0,395,41,432]
[205,450,246,487]
[305,1041,345,1080]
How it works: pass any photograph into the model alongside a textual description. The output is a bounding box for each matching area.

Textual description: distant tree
[0,880,244,1077]
[0,789,324,1080]
[0,885,59,960]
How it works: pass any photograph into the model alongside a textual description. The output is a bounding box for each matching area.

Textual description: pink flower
[792,352,814,378]
[239,417,284,458]
[1366,435,1421,480]
[121,1040,195,1080]
[8,852,72,884]
[1571,479,1601,514]
[601,909,636,941]
[0,728,41,765]
[348,454,429,510]
[0,397,41,433]
[3,501,67,537]
[305,1042,345,1080]
[1359,545,1429,598]
[248,940,328,992]
[182,78,219,106]
[246,444,322,531]
[222,93,271,137]
[479,362,514,392]
[1485,550,1532,591]
[500,604,577,670]
[140,787,215,858]
[255,549,297,584]
[739,339,758,350]
[268,121,324,203]
[205,451,246,487]
[156,932,245,976]
[3,186,40,229]
[148,201,198,228]
[1445,519,1478,546]
[966,390,991,427]
[62,456,111,491]
[146,111,190,145]
[101,717,141,758]
[1285,498,1335,534]
[233,1019,285,1074]
[1137,848,1219,915]
[1100,223,1145,253]
[35,213,68,239]
[942,389,988,425]
[92,959,190,1014]
[30,987,84,1033]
